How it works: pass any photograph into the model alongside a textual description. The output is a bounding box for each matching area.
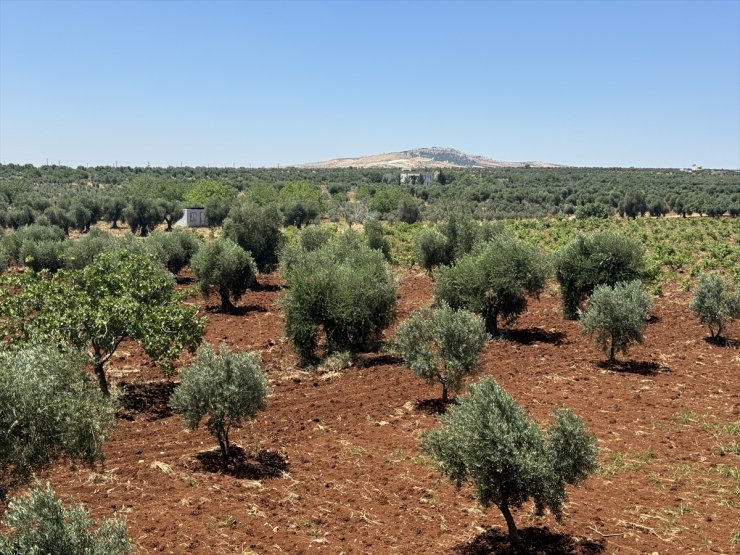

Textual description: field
[30,267,739,554]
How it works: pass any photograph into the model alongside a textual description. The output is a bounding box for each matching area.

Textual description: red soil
[21,271,740,553]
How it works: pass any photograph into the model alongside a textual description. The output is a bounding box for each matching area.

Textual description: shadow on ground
[118,381,176,421]
[595,360,668,375]
[454,526,605,555]
[505,327,567,346]
[188,447,289,479]
[415,397,456,415]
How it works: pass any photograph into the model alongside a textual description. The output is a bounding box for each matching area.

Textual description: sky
[0,0,739,169]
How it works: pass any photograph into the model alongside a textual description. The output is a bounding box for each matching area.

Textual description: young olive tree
[0,345,116,500]
[191,238,257,312]
[394,303,488,403]
[580,280,653,364]
[555,231,644,320]
[435,236,549,334]
[413,228,449,273]
[223,203,284,272]
[690,273,740,340]
[281,233,397,362]
[423,376,598,544]
[0,483,131,555]
[147,229,202,276]
[170,344,269,465]
[0,251,205,395]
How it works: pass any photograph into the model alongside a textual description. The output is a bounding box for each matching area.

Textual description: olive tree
[414,228,449,272]
[282,233,397,362]
[394,303,488,402]
[191,238,257,312]
[223,203,284,272]
[0,483,131,554]
[423,376,598,544]
[0,345,116,500]
[170,344,269,465]
[580,280,653,364]
[435,237,549,334]
[0,251,205,395]
[147,229,202,275]
[690,273,740,340]
[555,231,644,320]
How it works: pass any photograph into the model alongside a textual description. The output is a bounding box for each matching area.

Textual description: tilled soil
[24,271,740,554]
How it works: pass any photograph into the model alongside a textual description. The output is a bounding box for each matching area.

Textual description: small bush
[423,376,598,543]
[191,238,257,312]
[0,483,131,555]
[170,344,269,464]
[556,231,644,320]
[298,225,335,252]
[414,228,449,272]
[148,229,202,275]
[64,229,118,270]
[580,280,653,363]
[435,236,549,334]
[223,203,284,272]
[282,234,397,362]
[19,239,67,272]
[394,303,488,402]
[0,345,116,500]
[364,218,391,261]
[690,273,740,339]
[0,224,65,264]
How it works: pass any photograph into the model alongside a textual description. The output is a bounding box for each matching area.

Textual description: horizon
[1,0,739,169]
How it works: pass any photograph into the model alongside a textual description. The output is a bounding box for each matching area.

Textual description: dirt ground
[23,270,740,554]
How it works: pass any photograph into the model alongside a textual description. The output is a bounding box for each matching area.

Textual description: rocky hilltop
[295,147,560,169]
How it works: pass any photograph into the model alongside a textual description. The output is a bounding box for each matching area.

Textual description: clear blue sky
[1,0,738,168]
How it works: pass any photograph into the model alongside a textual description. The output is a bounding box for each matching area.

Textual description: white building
[400,172,433,185]
[175,208,207,227]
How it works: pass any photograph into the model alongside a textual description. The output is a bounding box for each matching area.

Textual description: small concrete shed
[175,208,207,228]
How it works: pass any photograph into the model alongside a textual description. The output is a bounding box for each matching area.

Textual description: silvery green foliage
[555,231,644,320]
[580,280,653,363]
[434,236,549,334]
[0,483,131,555]
[422,376,598,541]
[394,303,488,402]
[281,233,397,362]
[0,345,116,500]
[690,273,740,339]
[146,229,202,275]
[414,229,449,273]
[191,238,257,312]
[170,344,269,464]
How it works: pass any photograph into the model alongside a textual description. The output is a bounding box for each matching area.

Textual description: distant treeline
[0,164,738,235]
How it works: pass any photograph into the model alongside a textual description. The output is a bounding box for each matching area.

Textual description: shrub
[580,280,653,363]
[64,229,119,270]
[147,229,201,275]
[414,228,449,272]
[690,273,740,339]
[394,303,488,402]
[298,225,335,252]
[0,223,65,264]
[364,218,391,261]
[397,199,422,224]
[204,196,231,227]
[423,376,598,543]
[0,483,131,554]
[0,345,116,500]
[19,238,67,272]
[555,231,644,319]
[191,238,257,312]
[282,235,397,362]
[223,203,284,272]
[435,236,549,334]
[170,344,269,464]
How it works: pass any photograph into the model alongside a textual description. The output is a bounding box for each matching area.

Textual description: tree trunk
[94,361,110,397]
[220,286,235,313]
[217,429,230,466]
[609,341,616,364]
[441,384,448,404]
[498,502,519,544]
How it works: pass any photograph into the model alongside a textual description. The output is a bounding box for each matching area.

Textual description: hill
[295,147,560,169]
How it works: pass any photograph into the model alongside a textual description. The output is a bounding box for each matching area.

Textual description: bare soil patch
[26,270,740,553]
